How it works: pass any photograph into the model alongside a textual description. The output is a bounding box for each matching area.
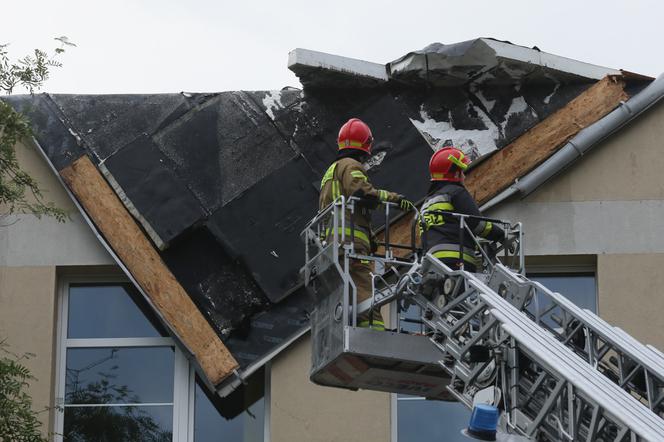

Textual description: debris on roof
[388,38,621,87]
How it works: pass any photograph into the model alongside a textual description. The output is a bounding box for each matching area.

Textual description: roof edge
[28,133,239,390]
[288,48,387,88]
[480,38,621,80]
[481,72,664,210]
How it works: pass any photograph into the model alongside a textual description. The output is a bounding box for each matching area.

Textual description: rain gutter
[481,72,664,212]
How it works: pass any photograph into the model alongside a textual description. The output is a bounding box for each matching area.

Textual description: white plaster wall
[1,139,113,437]
[0,213,113,266]
[486,100,664,257]
[488,200,664,256]
[0,139,112,267]
[270,335,391,442]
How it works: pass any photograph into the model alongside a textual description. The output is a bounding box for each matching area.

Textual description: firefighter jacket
[319,157,400,251]
[421,182,504,265]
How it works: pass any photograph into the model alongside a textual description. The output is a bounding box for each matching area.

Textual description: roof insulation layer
[4,38,646,392]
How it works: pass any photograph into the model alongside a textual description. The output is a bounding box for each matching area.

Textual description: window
[395,302,472,442]
[527,273,597,313]
[394,271,597,442]
[194,373,266,442]
[55,276,267,442]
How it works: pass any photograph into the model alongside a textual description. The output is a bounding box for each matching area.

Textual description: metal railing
[301,197,523,330]
[418,210,524,274]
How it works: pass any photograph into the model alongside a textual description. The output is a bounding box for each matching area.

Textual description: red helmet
[337,118,373,154]
[429,147,470,182]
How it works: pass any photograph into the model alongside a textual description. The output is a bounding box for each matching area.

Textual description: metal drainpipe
[481,72,664,212]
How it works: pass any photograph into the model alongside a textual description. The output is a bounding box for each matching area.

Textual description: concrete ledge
[488,199,664,256]
[288,48,387,89]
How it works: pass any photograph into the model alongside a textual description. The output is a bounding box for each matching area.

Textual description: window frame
[54,274,191,441]
[54,274,271,442]
[526,263,598,315]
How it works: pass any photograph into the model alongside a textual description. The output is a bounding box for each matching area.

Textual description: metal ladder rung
[497,263,664,402]
[543,286,664,378]
[481,288,664,439]
[482,285,664,431]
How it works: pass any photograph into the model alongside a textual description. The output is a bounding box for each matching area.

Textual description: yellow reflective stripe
[426,202,454,212]
[379,189,388,201]
[338,140,364,148]
[448,153,468,171]
[480,221,493,238]
[422,202,455,229]
[321,162,338,189]
[358,320,385,331]
[325,227,370,245]
[332,180,340,199]
[431,172,446,179]
[350,170,368,181]
[432,250,478,265]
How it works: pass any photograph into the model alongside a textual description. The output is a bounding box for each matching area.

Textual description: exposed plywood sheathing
[384,75,629,252]
[469,75,629,205]
[60,155,238,385]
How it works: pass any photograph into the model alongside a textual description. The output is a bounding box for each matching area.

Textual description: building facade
[0,39,664,442]
[2,98,662,441]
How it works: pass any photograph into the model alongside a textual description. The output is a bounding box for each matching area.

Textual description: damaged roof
[5,38,652,393]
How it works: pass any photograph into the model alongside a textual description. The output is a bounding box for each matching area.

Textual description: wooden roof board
[383,75,631,253]
[60,155,239,385]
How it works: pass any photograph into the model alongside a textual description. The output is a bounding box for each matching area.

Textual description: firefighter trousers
[349,258,385,330]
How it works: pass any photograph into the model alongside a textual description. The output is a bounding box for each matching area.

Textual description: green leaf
[0,37,73,222]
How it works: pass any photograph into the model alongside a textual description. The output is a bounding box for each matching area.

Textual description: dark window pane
[194,382,264,442]
[66,347,174,404]
[398,399,470,442]
[68,284,167,338]
[64,405,172,441]
[528,274,597,313]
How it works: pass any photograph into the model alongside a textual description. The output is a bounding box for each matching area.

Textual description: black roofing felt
[103,133,207,244]
[6,41,636,376]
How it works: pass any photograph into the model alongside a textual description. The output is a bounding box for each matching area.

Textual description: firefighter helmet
[337,118,373,154]
[429,147,470,182]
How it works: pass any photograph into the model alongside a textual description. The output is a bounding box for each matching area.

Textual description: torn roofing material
[481,72,664,211]
[388,38,621,87]
[5,38,651,393]
[290,38,621,89]
[4,87,435,378]
[290,39,622,157]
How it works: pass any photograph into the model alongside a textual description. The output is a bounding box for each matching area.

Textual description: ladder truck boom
[301,197,664,441]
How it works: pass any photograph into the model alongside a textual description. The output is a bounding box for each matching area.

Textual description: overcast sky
[4,0,662,94]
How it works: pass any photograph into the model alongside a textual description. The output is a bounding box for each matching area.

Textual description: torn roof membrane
[4,38,652,392]
[289,38,623,159]
[388,38,621,87]
[291,38,621,90]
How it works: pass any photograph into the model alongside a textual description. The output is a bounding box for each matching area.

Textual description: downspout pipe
[481,72,664,212]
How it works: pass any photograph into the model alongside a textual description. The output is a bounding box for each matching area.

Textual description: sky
[3,0,662,94]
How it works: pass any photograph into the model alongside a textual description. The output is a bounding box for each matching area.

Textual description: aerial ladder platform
[301,197,664,441]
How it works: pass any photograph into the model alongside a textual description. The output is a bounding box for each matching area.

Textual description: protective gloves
[500,236,519,254]
[397,195,415,212]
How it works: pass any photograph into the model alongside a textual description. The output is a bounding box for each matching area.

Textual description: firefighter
[421,146,504,272]
[319,118,413,330]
